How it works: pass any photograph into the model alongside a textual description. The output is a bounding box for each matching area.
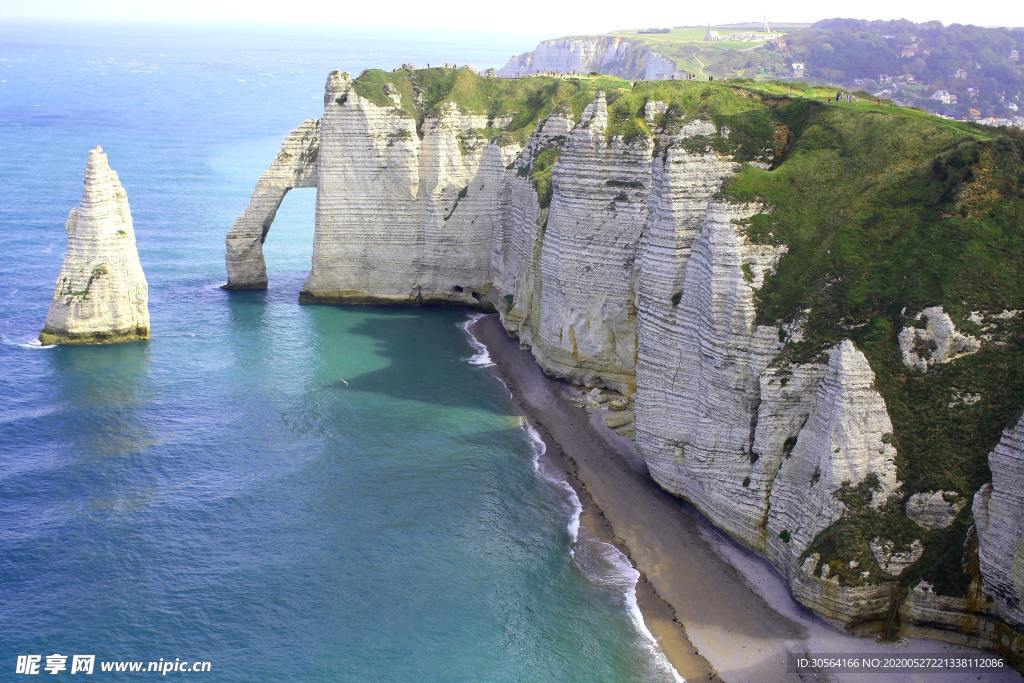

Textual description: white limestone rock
[527,92,653,392]
[498,36,681,80]
[792,553,895,629]
[223,118,319,290]
[869,538,924,577]
[636,195,785,549]
[41,147,149,345]
[906,491,966,529]
[634,120,739,429]
[766,340,901,571]
[973,414,1024,627]
[644,100,668,123]
[302,71,500,305]
[490,108,572,325]
[898,306,980,372]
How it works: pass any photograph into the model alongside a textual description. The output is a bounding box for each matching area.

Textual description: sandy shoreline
[471,314,1022,683]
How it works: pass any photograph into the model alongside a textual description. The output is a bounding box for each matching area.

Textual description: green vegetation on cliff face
[721,92,1024,592]
[528,147,559,208]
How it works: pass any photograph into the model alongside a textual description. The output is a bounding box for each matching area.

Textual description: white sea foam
[2,336,54,350]
[523,420,581,547]
[476,333,681,681]
[591,541,685,683]
[521,418,683,682]
[459,314,493,366]
[493,376,513,399]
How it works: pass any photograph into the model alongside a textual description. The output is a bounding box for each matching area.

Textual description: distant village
[447,22,1024,130]
[779,32,1023,128]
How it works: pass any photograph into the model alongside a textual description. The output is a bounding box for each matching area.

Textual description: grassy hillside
[785,19,1024,120]
[722,92,1024,590]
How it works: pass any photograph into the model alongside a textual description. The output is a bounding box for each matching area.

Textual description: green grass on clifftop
[352,67,627,142]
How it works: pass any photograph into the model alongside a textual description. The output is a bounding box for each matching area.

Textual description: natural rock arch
[223,119,320,289]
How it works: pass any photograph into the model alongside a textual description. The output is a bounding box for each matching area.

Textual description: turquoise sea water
[0,22,678,681]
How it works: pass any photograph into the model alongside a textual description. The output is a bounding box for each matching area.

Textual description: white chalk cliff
[224,71,1024,661]
[498,36,681,80]
[974,415,1024,628]
[41,147,149,345]
[225,119,319,289]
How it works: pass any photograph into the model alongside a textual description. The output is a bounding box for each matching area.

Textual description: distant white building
[1011,49,1020,63]
[930,89,958,105]
[900,43,920,58]
[976,116,1024,129]
[954,68,968,80]
[791,62,805,78]
[704,26,721,42]
[1009,102,1019,112]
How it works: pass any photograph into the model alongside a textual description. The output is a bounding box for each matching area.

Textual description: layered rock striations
[225,70,1024,663]
[974,416,1024,628]
[636,195,786,549]
[303,72,502,304]
[224,119,319,290]
[42,147,149,345]
[526,93,652,392]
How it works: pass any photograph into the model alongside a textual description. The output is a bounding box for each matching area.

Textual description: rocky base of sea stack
[39,325,150,346]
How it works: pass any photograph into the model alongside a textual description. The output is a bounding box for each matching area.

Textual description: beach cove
[471,314,1024,682]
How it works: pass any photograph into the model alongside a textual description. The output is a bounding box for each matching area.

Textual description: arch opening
[223,119,320,290]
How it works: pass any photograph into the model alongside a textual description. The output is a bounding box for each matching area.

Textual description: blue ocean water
[0,22,678,681]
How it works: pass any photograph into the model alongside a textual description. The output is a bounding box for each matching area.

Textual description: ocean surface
[0,22,679,681]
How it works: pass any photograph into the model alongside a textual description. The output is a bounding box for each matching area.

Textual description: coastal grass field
[607,24,798,78]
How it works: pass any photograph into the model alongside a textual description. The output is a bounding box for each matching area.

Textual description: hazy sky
[2,0,1017,34]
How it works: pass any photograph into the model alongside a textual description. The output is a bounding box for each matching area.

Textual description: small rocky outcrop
[41,147,149,345]
[869,538,925,577]
[898,306,980,372]
[766,340,901,569]
[224,119,320,290]
[906,491,966,529]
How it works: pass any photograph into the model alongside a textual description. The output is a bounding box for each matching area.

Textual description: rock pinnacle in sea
[40,146,150,345]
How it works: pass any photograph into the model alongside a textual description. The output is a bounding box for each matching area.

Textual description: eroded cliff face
[498,36,680,80]
[974,416,1024,629]
[41,147,149,345]
[527,93,652,392]
[225,71,1024,662]
[224,119,319,290]
[303,72,502,304]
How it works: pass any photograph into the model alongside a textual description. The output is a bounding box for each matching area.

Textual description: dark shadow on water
[310,303,508,414]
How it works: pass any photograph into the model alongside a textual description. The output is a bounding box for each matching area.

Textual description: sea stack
[40,147,149,345]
